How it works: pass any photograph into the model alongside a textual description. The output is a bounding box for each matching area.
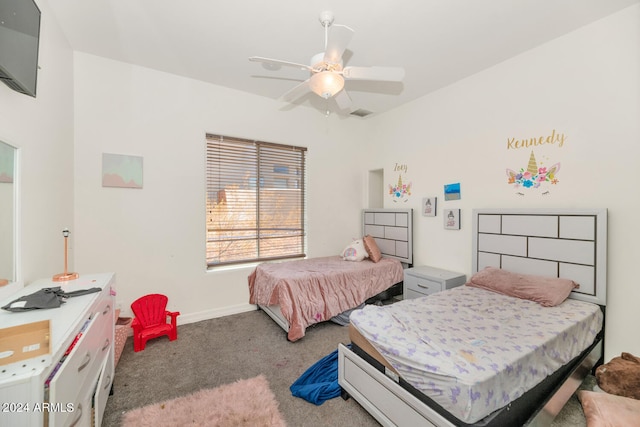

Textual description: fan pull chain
[324,105,331,134]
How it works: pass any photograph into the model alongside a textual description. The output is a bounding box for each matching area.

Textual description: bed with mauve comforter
[248,255,403,342]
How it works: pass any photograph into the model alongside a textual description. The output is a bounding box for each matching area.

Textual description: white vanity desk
[0,273,115,427]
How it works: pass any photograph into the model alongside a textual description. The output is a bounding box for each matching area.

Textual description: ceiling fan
[249,11,405,112]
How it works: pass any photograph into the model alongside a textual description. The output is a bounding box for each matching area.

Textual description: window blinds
[205,134,307,267]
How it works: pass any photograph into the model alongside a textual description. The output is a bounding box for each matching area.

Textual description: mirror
[0,140,18,290]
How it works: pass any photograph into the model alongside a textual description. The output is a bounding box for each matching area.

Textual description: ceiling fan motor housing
[319,11,334,28]
[310,52,343,71]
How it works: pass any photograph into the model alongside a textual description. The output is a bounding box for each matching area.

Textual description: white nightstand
[403,266,466,299]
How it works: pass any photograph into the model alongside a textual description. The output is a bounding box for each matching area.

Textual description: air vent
[0,76,27,95]
[350,109,374,118]
[0,69,31,96]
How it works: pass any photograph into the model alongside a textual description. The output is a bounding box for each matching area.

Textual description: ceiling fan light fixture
[309,71,344,99]
[250,11,404,113]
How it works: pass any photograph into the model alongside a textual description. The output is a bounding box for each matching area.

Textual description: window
[205,134,307,267]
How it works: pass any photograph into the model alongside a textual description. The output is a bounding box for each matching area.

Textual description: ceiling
[47,0,639,118]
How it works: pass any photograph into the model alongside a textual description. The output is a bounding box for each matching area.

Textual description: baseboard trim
[177,303,257,325]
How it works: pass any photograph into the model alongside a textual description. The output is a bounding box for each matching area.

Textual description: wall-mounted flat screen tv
[0,0,41,97]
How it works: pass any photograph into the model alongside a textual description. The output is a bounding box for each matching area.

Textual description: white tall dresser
[0,273,115,427]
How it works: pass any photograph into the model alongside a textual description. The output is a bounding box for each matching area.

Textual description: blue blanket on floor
[290,345,350,405]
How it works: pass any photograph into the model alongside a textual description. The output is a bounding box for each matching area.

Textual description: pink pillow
[578,390,640,427]
[362,235,382,263]
[465,267,578,307]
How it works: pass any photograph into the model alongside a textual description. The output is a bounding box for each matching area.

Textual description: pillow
[465,267,578,307]
[341,239,368,262]
[362,235,382,263]
[578,390,640,427]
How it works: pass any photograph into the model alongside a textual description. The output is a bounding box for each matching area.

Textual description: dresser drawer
[48,305,113,426]
[93,349,114,427]
[63,394,92,427]
[94,299,114,364]
[403,266,466,300]
[404,288,431,299]
[404,275,442,296]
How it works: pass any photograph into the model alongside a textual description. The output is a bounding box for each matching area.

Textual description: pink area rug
[121,375,286,427]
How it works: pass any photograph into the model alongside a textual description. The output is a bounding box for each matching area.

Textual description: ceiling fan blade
[342,66,405,82]
[323,25,354,64]
[249,56,312,72]
[333,89,352,112]
[281,80,312,103]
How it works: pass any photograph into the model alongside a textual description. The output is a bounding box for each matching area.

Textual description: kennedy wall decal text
[506,129,565,197]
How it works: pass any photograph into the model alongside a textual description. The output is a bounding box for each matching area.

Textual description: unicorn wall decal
[507,151,560,192]
[389,173,412,202]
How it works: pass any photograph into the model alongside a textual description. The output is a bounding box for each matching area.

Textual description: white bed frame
[339,208,607,427]
[258,208,414,334]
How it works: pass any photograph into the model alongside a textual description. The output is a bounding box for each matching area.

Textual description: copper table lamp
[53,228,79,282]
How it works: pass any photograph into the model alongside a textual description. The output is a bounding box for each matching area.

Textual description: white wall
[72,53,366,322]
[365,5,640,361]
[3,1,636,365]
[0,0,74,288]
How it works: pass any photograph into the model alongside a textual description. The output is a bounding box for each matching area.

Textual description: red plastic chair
[130,294,180,352]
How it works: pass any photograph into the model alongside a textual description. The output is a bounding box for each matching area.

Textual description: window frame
[205,134,307,268]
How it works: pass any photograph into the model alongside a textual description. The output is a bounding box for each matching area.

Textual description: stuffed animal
[595,352,640,400]
[341,239,369,262]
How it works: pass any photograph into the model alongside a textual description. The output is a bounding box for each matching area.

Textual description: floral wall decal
[389,173,412,202]
[505,129,566,197]
[388,163,411,203]
[507,151,560,195]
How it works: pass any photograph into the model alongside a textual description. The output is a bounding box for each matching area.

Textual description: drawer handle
[104,375,112,390]
[69,403,82,427]
[417,284,431,289]
[78,352,92,372]
[103,304,111,315]
[101,338,110,352]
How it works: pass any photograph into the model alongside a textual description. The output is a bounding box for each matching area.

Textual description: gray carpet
[103,309,593,426]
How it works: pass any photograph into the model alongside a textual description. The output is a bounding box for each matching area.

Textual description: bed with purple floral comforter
[349,285,603,424]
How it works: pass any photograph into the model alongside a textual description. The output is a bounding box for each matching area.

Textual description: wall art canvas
[422,196,437,216]
[102,153,143,189]
[444,182,461,200]
[444,209,461,230]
